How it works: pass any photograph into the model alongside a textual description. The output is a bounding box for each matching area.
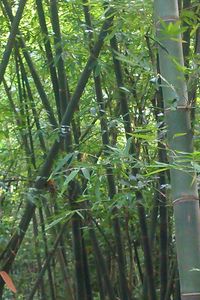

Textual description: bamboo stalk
[35,0,61,120]
[49,0,73,152]
[44,201,75,300]
[0,0,27,83]
[68,181,86,300]
[19,55,47,155]
[32,213,47,300]
[81,231,93,300]
[154,0,200,298]
[39,207,56,300]
[89,227,116,300]
[27,224,67,300]
[182,0,191,67]
[49,0,70,117]
[153,80,168,300]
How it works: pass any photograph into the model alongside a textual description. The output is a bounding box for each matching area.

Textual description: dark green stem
[35,0,61,120]
[0,0,27,83]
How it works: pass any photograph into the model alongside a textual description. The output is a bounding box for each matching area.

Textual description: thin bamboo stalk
[50,0,70,117]
[32,213,47,300]
[182,0,191,67]
[89,228,116,300]
[81,231,93,300]
[44,202,74,300]
[3,80,31,162]
[27,224,67,300]
[164,261,177,300]
[39,207,56,300]
[154,81,168,300]
[68,181,86,300]
[21,64,37,168]
[35,0,61,120]
[19,56,47,154]
[49,0,73,152]
[0,0,27,83]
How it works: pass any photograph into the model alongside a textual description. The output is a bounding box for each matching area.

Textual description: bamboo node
[164,105,191,113]
[162,16,179,22]
[182,293,200,300]
[155,16,179,27]
[173,195,199,205]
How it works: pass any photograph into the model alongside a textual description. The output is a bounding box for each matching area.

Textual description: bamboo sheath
[154,1,200,299]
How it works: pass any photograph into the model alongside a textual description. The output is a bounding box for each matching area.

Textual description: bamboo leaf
[123,137,132,156]
[45,211,73,231]
[119,86,131,93]
[145,167,169,176]
[60,169,80,195]
[173,132,187,138]
[49,153,75,178]
[81,168,90,180]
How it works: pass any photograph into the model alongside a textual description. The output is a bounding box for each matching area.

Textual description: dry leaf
[0,271,17,293]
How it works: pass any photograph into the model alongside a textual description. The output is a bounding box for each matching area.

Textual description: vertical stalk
[154,1,200,298]
[49,0,73,151]
[49,0,70,117]
[32,213,47,300]
[38,207,56,300]
[69,181,86,300]
[81,232,93,300]
[182,0,191,67]
[19,56,47,154]
[158,145,168,300]
[164,261,177,300]
[27,224,66,300]
[35,0,61,120]
[154,83,168,299]
[89,227,116,300]
[95,257,106,300]
[45,201,74,300]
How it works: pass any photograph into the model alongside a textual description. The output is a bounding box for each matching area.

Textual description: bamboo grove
[0,0,199,299]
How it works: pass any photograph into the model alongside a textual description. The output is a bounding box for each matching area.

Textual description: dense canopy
[0,0,199,299]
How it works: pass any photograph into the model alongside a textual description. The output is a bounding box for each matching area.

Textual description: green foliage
[0,0,199,299]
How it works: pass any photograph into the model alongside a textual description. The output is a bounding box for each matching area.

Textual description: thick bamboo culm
[154,1,200,299]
